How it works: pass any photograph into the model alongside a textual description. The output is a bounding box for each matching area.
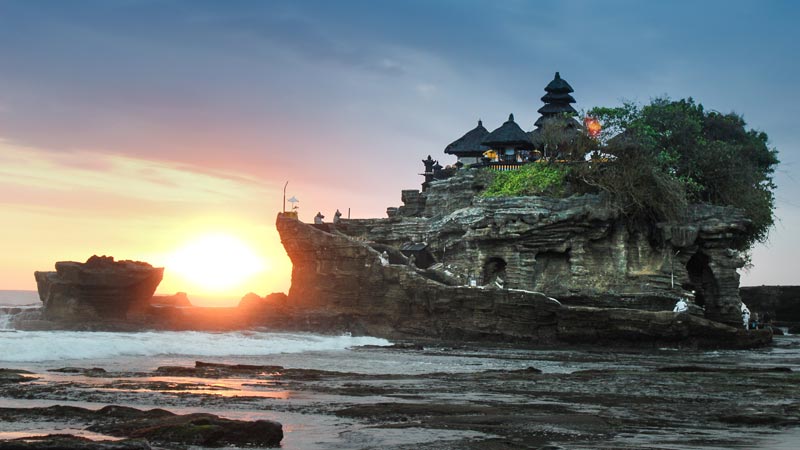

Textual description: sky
[1,0,798,302]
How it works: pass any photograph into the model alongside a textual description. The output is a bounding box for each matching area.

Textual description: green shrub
[589,97,779,249]
[482,163,568,197]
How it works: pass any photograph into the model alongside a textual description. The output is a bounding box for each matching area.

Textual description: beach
[1,290,799,449]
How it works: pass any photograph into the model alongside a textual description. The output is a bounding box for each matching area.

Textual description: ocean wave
[0,331,391,362]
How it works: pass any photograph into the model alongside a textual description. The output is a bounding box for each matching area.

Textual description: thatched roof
[482,114,535,150]
[444,120,489,156]
[544,71,574,93]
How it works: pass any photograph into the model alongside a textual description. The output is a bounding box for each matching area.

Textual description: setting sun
[165,233,268,294]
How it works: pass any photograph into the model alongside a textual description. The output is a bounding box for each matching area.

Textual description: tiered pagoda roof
[534,72,578,127]
[530,72,582,150]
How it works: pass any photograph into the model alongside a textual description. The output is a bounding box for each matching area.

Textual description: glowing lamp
[584,117,602,138]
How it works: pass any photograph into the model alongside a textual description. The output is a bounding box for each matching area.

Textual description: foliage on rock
[586,97,778,248]
[474,97,777,251]
[567,143,688,226]
[482,163,568,197]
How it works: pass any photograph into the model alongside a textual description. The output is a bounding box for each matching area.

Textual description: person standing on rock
[314,212,325,224]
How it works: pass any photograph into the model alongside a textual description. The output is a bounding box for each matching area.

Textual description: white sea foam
[0,290,39,307]
[0,331,390,362]
[0,313,11,330]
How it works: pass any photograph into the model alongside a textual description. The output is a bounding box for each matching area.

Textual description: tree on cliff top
[587,98,779,249]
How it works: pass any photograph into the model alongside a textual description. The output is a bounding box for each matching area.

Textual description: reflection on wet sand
[1,338,800,449]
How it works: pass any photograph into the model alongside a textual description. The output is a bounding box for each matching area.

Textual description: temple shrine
[442,72,584,171]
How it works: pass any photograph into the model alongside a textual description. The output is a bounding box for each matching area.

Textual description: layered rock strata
[277,212,769,348]
[330,170,750,326]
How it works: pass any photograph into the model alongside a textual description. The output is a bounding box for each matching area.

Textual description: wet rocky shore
[2,337,799,449]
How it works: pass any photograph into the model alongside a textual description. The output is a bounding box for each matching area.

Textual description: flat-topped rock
[34,255,163,322]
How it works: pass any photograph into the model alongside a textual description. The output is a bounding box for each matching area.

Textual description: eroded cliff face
[334,170,750,325]
[278,215,562,340]
[276,213,768,348]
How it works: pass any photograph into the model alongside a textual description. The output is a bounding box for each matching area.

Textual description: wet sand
[1,337,800,449]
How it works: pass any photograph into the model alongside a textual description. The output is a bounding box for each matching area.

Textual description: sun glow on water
[165,233,267,294]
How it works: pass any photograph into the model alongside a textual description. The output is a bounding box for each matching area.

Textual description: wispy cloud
[0,141,273,215]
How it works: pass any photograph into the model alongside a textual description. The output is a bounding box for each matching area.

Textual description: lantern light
[584,117,602,138]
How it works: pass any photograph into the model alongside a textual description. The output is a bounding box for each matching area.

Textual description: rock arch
[686,252,719,315]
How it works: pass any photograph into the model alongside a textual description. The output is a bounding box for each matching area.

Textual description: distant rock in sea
[150,292,192,307]
[34,255,163,323]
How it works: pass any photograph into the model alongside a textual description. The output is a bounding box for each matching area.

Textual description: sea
[1,290,799,449]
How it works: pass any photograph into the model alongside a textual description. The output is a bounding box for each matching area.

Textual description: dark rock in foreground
[34,255,163,322]
[0,435,152,450]
[0,405,283,448]
[0,369,37,384]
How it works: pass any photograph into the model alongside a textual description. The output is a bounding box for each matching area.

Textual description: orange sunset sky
[1,1,798,304]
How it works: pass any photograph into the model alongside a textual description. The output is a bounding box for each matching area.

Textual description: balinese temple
[481,114,535,164]
[442,72,584,168]
[443,120,489,165]
[528,72,583,154]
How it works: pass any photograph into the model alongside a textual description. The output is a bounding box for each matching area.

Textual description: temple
[272,70,769,346]
[529,71,582,155]
[441,71,584,174]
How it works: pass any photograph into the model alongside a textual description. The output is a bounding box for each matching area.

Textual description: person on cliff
[334,209,342,224]
[741,303,751,329]
[750,312,760,330]
[314,212,325,224]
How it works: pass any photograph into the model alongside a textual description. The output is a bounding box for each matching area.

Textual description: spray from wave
[0,330,390,362]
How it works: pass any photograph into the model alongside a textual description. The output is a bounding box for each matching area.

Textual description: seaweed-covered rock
[0,435,152,450]
[0,405,283,448]
[94,415,282,447]
[0,369,36,384]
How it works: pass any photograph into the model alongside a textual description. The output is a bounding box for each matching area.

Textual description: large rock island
[276,168,770,348]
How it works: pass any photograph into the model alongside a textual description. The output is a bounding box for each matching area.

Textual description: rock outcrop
[740,285,800,326]
[34,255,163,322]
[277,212,769,348]
[330,170,750,326]
[0,404,283,448]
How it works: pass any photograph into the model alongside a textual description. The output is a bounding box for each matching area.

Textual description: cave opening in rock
[483,257,507,285]
[686,252,716,309]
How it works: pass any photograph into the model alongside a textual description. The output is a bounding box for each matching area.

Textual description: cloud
[415,83,438,98]
[191,11,407,76]
[0,141,273,215]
